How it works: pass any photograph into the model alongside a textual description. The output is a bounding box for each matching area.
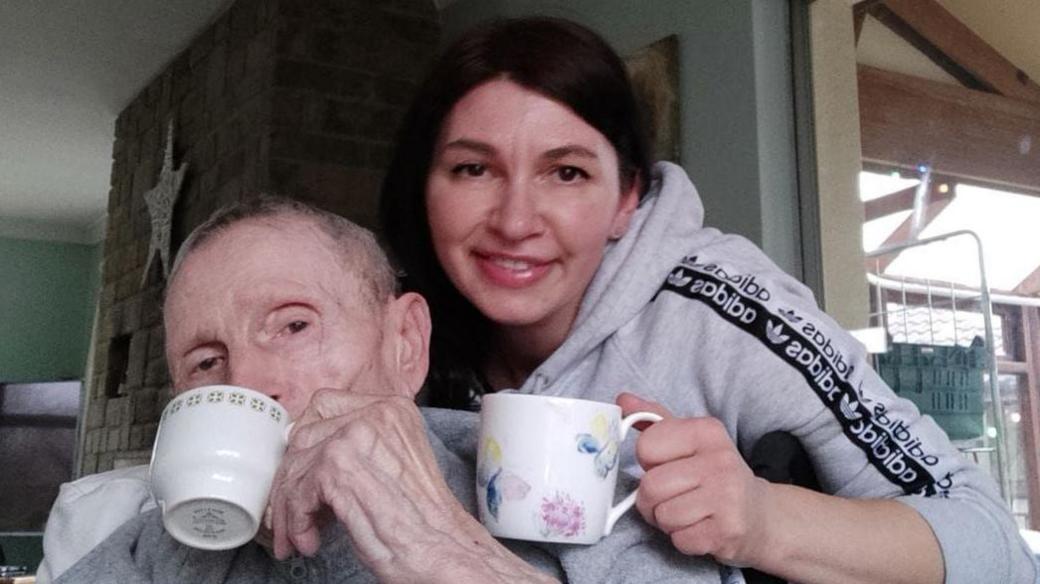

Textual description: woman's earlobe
[610,179,641,240]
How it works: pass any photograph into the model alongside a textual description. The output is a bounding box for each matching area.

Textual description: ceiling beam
[853,1,883,45]
[859,65,1040,195]
[868,179,954,273]
[863,183,954,222]
[1014,264,1040,297]
[870,0,1040,103]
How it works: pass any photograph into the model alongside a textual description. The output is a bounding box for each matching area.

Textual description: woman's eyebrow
[440,138,496,156]
[543,144,597,161]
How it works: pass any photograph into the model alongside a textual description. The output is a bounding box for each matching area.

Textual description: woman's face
[425,79,639,340]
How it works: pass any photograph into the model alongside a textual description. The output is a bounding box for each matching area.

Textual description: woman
[381,16,1035,584]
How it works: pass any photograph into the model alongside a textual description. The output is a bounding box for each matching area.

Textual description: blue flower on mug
[477,437,530,521]
[575,413,619,479]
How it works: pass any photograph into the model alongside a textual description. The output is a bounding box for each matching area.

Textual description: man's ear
[382,292,431,398]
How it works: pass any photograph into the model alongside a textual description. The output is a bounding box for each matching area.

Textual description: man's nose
[226,351,287,403]
[487,179,544,241]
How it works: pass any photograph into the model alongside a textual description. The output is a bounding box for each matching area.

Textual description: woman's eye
[555,166,589,183]
[286,320,309,334]
[451,163,487,178]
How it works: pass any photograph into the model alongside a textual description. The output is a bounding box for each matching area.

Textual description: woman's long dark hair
[380,17,651,409]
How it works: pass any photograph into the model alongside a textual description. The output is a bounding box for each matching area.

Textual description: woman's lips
[474,252,552,288]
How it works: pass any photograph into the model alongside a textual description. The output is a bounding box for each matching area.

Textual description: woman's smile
[425,78,639,335]
[474,251,554,288]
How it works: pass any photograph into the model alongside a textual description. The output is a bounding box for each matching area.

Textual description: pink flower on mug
[539,492,585,538]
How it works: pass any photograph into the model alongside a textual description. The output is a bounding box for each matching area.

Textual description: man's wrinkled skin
[163,214,555,583]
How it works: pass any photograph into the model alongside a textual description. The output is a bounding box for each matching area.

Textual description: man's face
[164,216,406,419]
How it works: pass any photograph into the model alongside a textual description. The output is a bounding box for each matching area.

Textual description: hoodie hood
[520,161,710,392]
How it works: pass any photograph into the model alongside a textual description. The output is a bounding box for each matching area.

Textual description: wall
[0,237,97,383]
[809,1,869,329]
[440,0,803,279]
[79,0,439,476]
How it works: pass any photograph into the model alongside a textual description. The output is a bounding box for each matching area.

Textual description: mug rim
[161,384,287,418]
[482,391,620,412]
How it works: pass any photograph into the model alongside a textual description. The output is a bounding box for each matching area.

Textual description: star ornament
[141,118,188,288]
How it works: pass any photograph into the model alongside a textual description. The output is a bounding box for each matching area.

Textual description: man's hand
[618,392,774,568]
[269,390,456,565]
[268,389,557,583]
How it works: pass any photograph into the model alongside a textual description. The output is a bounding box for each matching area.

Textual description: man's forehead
[180,216,338,275]
[164,215,373,317]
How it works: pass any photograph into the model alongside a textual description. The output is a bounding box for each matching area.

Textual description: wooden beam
[868,2,987,92]
[998,360,1031,375]
[875,0,1040,103]
[1014,264,1040,297]
[869,182,954,272]
[864,185,917,221]
[1020,307,1040,530]
[859,65,1040,194]
[863,183,954,221]
[854,1,883,45]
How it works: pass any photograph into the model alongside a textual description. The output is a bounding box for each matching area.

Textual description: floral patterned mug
[150,385,291,550]
[477,392,661,544]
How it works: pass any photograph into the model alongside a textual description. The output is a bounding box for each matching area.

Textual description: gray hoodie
[511,161,1037,584]
[42,408,733,583]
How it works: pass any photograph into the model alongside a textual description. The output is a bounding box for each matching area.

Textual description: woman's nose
[487,180,543,241]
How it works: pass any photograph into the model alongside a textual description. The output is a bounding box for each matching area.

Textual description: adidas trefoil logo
[839,393,862,420]
[778,307,803,323]
[765,320,789,345]
[667,269,692,287]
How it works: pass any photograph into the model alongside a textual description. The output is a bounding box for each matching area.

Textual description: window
[0,381,81,532]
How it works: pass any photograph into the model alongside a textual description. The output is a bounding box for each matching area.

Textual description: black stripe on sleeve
[658,262,942,496]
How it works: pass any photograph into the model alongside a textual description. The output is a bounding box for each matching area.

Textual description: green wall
[0,236,99,383]
[440,0,803,279]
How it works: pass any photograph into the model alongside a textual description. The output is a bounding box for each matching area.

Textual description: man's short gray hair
[169,195,398,305]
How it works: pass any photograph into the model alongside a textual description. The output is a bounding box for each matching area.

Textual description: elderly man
[39,197,729,583]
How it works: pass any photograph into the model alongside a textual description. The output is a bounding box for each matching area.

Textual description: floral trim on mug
[538,491,585,538]
[477,436,530,521]
[575,413,619,479]
[161,391,285,424]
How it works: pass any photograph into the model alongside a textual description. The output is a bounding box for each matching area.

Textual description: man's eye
[196,356,222,372]
[555,166,589,183]
[451,163,487,178]
[286,320,309,334]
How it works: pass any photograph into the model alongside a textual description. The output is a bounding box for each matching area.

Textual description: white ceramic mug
[149,385,291,550]
[477,392,662,544]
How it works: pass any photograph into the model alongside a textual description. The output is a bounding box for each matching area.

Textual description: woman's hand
[617,392,774,568]
[619,393,944,584]
[268,388,557,583]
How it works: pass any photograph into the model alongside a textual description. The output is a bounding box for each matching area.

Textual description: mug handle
[604,411,663,536]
